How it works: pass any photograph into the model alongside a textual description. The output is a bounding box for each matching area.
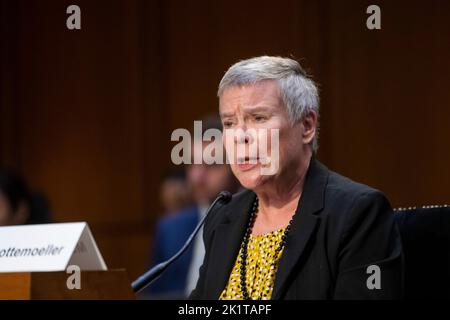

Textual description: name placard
[0,222,107,272]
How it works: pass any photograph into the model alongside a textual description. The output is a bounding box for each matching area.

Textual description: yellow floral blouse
[219,228,286,300]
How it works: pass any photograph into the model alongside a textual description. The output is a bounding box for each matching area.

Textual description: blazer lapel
[207,190,256,299]
[205,158,329,300]
[271,158,329,299]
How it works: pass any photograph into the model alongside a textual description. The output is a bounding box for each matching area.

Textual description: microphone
[131,190,232,293]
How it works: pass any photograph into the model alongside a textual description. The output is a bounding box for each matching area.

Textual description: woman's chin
[233,169,267,190]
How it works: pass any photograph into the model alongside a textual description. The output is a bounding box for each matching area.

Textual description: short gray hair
[218,56,320,152]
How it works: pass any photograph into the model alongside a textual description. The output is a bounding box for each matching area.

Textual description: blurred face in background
[0,191,11,225]
[186,161,235,205]
[0,191,29,226]
[160,178,192,213]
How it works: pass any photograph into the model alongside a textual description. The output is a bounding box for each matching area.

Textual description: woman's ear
[301,111,318,145]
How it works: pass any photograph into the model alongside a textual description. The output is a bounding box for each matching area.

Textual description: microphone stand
[131,191,232,293]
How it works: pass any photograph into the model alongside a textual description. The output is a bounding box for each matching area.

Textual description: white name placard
[0,222,107,272]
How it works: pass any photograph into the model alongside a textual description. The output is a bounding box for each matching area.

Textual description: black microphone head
[218,191,232,204]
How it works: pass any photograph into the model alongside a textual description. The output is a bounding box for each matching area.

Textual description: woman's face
[219,80,314,190]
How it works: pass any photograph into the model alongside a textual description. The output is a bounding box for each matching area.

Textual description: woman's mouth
[237,157,259,171]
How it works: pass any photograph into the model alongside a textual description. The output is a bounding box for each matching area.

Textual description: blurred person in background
[159,169,192,215]
[142,115,240,299]
[0,169,52,226]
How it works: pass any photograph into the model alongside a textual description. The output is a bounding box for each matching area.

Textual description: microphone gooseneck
[131,190,232,293]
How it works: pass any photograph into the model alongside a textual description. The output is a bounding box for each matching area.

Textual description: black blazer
[189,158,404,299]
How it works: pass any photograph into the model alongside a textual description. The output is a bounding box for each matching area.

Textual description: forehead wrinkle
[219,81,283,119]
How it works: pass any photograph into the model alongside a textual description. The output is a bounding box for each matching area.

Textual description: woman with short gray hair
[190,56,403,300]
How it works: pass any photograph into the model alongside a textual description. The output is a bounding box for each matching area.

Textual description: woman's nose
[234,128,250,144]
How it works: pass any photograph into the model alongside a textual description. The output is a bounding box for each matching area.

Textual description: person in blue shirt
[143,116,239,299]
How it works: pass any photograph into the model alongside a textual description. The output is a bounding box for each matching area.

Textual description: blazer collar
[271,157,328,299]
[207,157,329,299]
[207,190,255,298]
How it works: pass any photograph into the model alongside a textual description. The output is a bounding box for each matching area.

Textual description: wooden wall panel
[14,1,144,224]
[0,0,168,278]
[324,0,450,206]
[1,0,450,280]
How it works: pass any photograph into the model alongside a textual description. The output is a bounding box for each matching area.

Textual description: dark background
[1,0,449,278]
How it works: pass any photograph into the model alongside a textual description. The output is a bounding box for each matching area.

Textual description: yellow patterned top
[219,228,286,300]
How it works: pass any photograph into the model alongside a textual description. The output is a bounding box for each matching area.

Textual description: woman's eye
[254,115,267,122]
[223,121,233,128]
